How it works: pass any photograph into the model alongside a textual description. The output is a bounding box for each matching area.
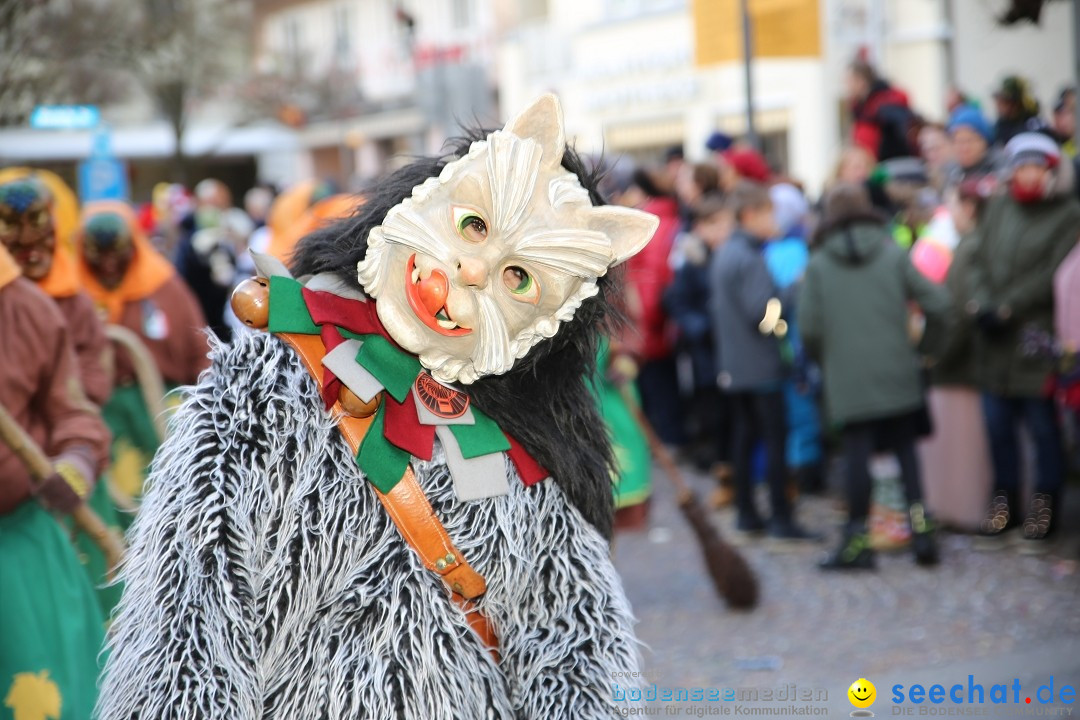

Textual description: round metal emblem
[414,373,470,419]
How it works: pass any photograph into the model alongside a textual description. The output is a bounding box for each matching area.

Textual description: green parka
[798,216,950,425]
[931,232,980,387]
[968,190,1080,397]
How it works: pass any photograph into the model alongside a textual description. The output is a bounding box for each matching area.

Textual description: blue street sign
[77,126,129,202]
[30,105,101,130]
[78,157,129,202]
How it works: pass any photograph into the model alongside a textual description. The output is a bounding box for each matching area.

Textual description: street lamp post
[1074,0,1080,149]
[741,0,759,150]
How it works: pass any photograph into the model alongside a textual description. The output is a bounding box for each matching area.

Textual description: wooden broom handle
[105,324,169,443]
[0,403,126,578]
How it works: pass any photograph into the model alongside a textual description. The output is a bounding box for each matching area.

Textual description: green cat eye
[456,212,487,242]
[504,266,533,294]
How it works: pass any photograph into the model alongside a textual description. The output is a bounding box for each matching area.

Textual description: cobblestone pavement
[612,465,1080,718]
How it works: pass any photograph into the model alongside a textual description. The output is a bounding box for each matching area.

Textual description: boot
[978,489,1019,537]
[820,523,875,571]
[908,502,939,566]
[1021,492,1056,542]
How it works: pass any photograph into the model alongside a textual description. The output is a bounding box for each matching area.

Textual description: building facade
[497,0,1073,195]
[251,0,504,188]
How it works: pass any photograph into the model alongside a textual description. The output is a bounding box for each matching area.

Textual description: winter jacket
[798,217,950,425]
[627,196,678,361]
[931,232,980,387]
[663,235,715,390]
[852,81,916,161]
[708,230,787,392]
[968,189,1080,397]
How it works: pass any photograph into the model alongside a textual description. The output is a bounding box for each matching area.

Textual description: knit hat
[994,75,1040,117]
[1005,132,1061,169]
[722,147,771,182]
[705,131,734,153]
[880,156,929,184]
[769,183,808,236]
[948,106,992,143]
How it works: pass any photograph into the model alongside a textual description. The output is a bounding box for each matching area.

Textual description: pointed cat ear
[503,93,565,170]
[587,205,660,267]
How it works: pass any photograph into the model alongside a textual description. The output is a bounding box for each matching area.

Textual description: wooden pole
[0,403,125,579]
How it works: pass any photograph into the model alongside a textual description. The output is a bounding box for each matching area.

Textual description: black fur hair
[290,131,622,539]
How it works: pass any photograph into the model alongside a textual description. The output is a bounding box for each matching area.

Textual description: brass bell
[340,387,380,418]
[231,277,271,329]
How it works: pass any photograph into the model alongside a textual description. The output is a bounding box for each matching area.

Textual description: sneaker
[909,503,939,566]
[819,529,876,571]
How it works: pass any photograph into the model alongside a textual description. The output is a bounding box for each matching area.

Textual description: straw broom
[619,386,758,610]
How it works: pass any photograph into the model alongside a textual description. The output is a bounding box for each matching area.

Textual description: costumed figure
[96,95,659,719]
[0,174,122,616]
[0,243,112,720]
[265,179,361,264]
[593,338,652,531]
[0,175,110,405]
[76,202,211,514]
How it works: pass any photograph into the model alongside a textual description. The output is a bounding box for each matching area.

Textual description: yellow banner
[693,0,821,65]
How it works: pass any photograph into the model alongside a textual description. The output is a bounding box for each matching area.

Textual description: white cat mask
[356,94,658,385]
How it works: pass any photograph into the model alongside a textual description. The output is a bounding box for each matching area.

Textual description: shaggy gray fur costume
[95,330,641,719]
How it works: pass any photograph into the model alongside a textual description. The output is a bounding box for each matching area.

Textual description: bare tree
[0,0,131,127]
[0,0,253,182]
[114,0,253,183]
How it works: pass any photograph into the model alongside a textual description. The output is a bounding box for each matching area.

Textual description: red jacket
[852,82,915,161]
[626,196,679,360]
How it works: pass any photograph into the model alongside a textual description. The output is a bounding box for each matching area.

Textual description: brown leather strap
[277,332,498,658]
[377,466,487,599]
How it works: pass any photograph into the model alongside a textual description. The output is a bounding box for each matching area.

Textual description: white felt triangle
[436,426,510,501]
[305,272,370,301]
[322,339,384,403]
[251,251,292,279]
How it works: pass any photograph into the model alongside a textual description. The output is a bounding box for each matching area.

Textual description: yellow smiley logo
[848,678,876,708]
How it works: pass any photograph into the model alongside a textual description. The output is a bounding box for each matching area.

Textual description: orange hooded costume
[0,169,111,405]
[77,201,210,387]
[266,183,361,263]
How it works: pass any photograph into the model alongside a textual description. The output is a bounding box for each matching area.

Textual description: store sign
[29,105,101,130]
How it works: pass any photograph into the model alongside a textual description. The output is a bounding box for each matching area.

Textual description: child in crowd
[665,193,735,499]
[708,182,816,541]
[764,183,824,495]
